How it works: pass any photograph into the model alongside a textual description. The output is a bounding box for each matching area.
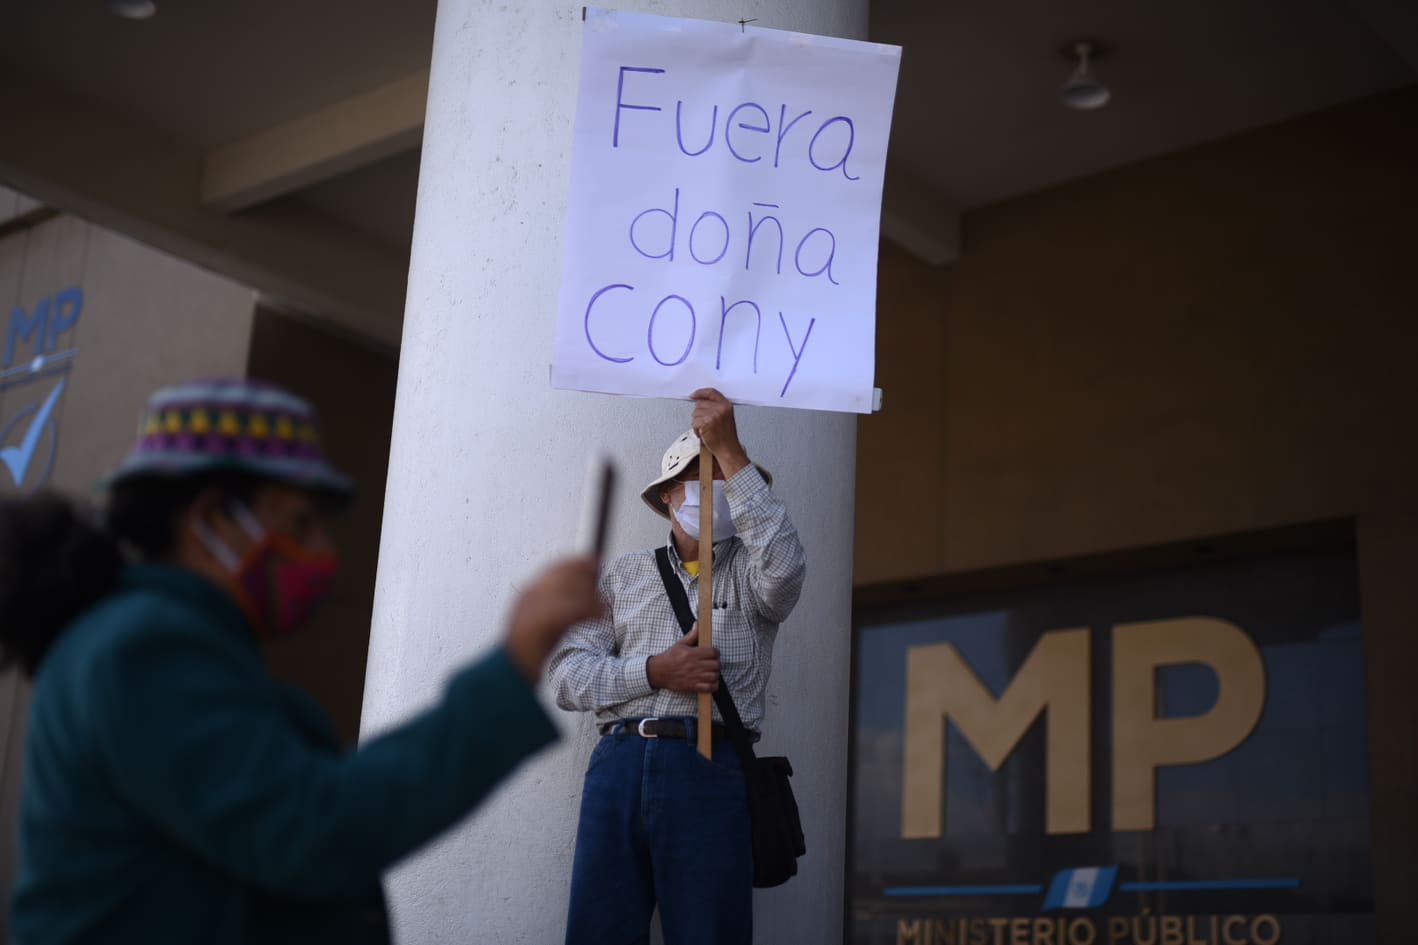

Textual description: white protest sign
[552,8,901,414]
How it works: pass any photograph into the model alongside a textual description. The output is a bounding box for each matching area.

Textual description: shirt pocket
[710,604,759,688]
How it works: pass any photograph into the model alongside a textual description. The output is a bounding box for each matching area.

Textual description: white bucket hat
[640,430,773,518]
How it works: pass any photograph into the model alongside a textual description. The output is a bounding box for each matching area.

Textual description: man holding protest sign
[542,12,895,939]
[548,387,806,945]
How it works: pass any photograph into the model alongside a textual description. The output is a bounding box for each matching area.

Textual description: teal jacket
[10,564,558,944]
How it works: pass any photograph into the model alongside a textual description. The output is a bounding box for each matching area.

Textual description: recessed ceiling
[873,0,1416,208]
[2,0,1414,252]
[291,150,423,253]
[0,0,437,151]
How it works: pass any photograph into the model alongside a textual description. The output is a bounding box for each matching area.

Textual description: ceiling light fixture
[106,0,157,20]
[1061,41,1110,111]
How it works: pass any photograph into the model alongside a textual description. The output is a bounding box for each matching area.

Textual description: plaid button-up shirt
[547,465,805,733]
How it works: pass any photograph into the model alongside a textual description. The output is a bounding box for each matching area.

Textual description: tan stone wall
[854,85,1418,938]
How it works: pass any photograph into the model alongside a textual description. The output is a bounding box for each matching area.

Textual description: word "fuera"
[612,66,862,180]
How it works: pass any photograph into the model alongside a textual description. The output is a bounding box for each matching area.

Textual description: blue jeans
[565,720,753,945]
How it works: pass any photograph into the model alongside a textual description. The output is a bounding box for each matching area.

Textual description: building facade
[1,3,1415,941]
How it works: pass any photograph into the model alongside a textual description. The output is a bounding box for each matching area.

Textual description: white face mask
[673,481,737,541]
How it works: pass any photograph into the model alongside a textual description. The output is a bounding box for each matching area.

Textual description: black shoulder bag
[654,547,806,888]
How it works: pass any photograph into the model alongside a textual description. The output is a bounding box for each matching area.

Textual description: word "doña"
[631,189,840,285]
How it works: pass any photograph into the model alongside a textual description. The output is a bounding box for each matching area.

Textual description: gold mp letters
[901,618,1265,837]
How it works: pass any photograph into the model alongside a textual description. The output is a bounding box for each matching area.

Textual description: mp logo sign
[1,286,82,494]
[849,547,1373,945]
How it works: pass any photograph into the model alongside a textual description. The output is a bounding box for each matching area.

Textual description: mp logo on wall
[0,287,81,494]
[850,545,1373,945]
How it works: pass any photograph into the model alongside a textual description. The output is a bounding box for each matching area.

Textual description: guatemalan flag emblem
[1042,866,1120,910]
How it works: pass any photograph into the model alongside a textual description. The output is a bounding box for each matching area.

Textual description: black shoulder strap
[653,547,758,766]
[654,546,696,633]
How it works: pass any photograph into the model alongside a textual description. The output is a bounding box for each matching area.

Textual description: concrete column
[362,1,866,942]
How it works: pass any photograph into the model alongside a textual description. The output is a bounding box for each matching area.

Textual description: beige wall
[859,86,1418,581]
[246,308,397,745]
[0,206,257,936]
[0,217,258,497]
[855,242,951,584]
[854,85,1418,938]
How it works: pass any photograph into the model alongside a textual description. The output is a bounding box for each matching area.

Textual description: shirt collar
[664,534,731,569]
[121,562,254,644]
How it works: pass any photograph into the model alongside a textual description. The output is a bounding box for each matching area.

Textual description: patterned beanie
[103,379,354,500]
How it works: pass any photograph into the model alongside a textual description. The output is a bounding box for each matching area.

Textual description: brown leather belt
[600,717,736,741]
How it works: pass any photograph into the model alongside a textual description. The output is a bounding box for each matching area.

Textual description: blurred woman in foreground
[1,379,601,944]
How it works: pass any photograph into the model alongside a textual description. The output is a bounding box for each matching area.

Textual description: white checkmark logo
[1,379,66,488]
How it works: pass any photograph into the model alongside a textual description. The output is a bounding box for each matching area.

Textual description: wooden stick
[697,442,714,758]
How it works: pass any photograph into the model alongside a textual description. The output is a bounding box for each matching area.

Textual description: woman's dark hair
[0,471,261,677]
[0,493,122,677]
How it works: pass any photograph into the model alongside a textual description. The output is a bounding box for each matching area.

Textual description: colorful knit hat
[104,379,354,499]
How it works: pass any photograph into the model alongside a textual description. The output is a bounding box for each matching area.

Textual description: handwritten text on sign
[552,9,901,414]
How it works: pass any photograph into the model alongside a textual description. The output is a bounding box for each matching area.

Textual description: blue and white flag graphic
[1042,866,1119,910]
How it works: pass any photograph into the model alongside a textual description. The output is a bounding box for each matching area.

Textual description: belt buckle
[637,717,660,738]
